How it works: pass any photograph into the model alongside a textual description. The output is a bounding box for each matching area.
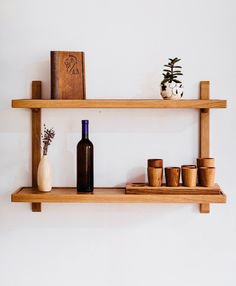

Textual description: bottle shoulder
[77,138,93,147]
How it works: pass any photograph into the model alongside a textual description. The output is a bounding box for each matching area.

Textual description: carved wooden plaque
[51,51,86,99]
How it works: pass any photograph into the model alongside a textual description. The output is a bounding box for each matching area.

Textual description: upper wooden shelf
[11,99,227,109]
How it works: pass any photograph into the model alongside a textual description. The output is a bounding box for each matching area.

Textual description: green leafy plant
[161,57,183,85]
[42,124,55,156]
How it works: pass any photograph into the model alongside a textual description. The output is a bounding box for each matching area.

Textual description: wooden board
[31,81,42,212]
[200,81,210,157]
[199,81,210,212]
[11,187,226,204]
[51,51,86,99]
[11,99,227,109]
[126,183,221,195]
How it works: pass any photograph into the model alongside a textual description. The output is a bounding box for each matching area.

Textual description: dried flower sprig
[42,124,55,156]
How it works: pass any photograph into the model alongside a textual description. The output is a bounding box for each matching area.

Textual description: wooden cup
[197,158,215,168]
[148,167,162,187]
[198,167,215,187]
[181,164,196,169]
[148,159,163,168]
[181,165,197,187]
[165,167,180,187]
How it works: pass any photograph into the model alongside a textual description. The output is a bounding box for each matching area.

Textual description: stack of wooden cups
[147,158,215,187]
[147,159,163,187]
[197,158,215,187]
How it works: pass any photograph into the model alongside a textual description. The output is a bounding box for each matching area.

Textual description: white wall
[0,0,235,285]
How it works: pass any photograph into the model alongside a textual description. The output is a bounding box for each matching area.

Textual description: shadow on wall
[114,167,146,187]
[32,59,50,99]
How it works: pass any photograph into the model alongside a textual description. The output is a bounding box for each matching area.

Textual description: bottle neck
[82,122,89,139]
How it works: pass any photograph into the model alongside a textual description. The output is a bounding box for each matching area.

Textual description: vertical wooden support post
[199,81,210,214]
[32,81,42,212]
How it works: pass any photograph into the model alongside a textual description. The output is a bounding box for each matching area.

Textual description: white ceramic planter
[161,81,184,100]
[37,155,52,192]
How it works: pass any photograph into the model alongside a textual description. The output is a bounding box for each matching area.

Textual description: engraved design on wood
[64,54,80,75]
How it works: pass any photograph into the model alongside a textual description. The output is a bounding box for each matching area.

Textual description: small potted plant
[37,124,55,192]
[160,57,183,100]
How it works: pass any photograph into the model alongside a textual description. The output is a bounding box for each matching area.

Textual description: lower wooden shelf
[11,185,226,213]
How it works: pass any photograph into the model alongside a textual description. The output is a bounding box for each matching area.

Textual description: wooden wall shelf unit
[11,80,227,213]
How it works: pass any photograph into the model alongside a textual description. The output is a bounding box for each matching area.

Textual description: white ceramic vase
[37,155,52,192]
[160,81,184,100]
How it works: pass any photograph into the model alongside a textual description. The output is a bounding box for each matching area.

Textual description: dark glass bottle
[77,120,94,193]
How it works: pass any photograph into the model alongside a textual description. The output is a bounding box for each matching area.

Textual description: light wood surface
[199,81,210,213]
[51,51,86,99]
[165,167,180,187]
[199,167,215,187]
[31,81,42,212]
[12,99,227,109]
[200,81,210,157]
[11,186,226,205]
[148,159,163,168]
[148,167,162,187]
[197,157,215,167]
[126,183,221,195]
[181,167,197,187]
[200,203,210,213]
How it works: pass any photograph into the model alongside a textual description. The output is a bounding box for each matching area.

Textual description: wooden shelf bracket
[32,81,42,212]
[199,81,210,213]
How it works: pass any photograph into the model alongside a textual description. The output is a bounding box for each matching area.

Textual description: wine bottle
[77,120,94,193]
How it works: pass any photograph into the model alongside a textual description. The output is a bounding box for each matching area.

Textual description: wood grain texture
[198,167,215,187]
[200,81,210,157]
[165,167,180,187]
[82,52,86,100]
[126,183,221,195]
[181,167,197,187]
[12,99,227,109]
[11,186,226,204]
[200,203,210,213]
[51,51,86,99]
[32,81,42,212]
[147,167,162,187]
[197,157,215,167]
[148,159,163,168]
[199,81,210,213]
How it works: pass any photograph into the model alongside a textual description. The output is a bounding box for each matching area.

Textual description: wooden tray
[125,183,221,195]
